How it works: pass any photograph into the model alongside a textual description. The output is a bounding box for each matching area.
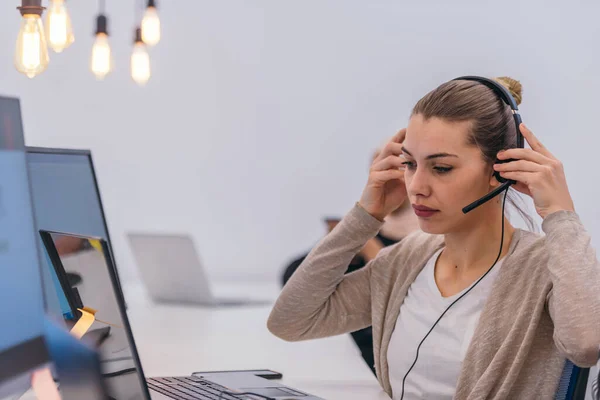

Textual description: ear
[489,166,501,188]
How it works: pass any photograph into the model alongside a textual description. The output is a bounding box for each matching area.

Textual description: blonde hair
[493,76,523,105]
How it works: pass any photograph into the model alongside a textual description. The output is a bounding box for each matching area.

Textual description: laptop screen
[39,231,150,400]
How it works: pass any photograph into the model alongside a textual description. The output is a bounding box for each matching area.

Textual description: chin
[418,224,446,235]
[416,216,451,235]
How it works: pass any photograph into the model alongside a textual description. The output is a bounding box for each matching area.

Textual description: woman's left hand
[493,123,575,220]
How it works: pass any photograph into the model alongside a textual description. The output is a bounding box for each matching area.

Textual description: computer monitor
[39,230,151,400]
[26,147,124,320]
[0,97,51,396]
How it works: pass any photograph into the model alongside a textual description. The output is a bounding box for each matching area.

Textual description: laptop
[39,230,323,400]
[127,233,263,306]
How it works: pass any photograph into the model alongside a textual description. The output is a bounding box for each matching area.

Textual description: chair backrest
[555,359,590,400]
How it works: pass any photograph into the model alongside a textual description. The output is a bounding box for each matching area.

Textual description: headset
[398,76,524,399]
[459,76,525,214]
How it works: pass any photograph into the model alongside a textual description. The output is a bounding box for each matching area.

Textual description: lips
[412,204,439,218]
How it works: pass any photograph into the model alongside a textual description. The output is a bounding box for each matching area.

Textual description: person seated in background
[282,201,419,286]
[281,149,420,374]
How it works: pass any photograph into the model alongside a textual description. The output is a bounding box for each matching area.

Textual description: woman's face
[402,114,498,234]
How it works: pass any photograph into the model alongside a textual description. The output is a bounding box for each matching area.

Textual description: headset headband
[452,76,524,149]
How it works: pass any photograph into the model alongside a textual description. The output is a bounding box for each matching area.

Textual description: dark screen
[42,232,148,400]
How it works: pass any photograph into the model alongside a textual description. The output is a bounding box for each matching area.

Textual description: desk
[17,282,390,400]
[124,281,391,400]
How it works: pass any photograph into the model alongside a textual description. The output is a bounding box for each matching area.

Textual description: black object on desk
[192,369,283,380]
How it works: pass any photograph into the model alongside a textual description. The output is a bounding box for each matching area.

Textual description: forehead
[404,115,473,156]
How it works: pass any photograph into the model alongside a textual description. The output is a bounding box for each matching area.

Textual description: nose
[406,166,431,199]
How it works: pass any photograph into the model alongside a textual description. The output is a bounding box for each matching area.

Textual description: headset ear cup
[494,158,517,185]
[494,169,508,184]
[494,158,514,183]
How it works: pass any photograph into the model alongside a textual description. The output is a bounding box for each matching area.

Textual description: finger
[493,159,545,173]
[519,123,555,159]
[497,148,553,165]
[372,154,406,171]
[371,169,404,183]
[374,129,406,162]
[392,128,407,144]
[498,171,535,186]
[375,143,405,163]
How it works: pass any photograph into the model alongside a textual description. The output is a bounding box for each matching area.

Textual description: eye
[434,166,453,174]
[401,161,416,170]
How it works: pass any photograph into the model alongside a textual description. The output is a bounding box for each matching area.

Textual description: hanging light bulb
[131,28,151,86]
[141,0,160,46]
[45,0,74,53]
[14,0,49,78]
[91,15,112,79]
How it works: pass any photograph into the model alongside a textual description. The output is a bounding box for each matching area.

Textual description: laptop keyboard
[147,376,255,400]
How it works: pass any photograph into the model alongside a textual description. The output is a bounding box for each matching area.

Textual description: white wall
[1,0,599,284]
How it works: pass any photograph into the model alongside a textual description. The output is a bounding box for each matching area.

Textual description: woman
[267,76,600,399]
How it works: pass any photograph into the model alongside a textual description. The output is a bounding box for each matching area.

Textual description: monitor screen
[40,231,149,400]
[26,149,122,320]
[0,97,49,393]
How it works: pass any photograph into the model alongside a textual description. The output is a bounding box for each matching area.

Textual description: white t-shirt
[387,248,504,400]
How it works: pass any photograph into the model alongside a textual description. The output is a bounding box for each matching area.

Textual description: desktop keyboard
[147,376,254,400]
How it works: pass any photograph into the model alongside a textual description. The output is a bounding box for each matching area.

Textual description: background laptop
[40,230,323,400]
[127,233,264,306]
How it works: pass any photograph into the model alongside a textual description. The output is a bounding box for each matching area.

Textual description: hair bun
[494,76,522,105]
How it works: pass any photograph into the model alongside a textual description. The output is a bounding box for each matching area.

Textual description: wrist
[357,202,385,222]
[541,205,575,220]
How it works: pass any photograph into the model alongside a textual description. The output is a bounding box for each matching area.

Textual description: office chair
[555,359,590,400]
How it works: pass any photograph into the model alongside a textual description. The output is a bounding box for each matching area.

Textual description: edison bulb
[131,42,151,85]
[91,33,112,80]
[15,14,49,78]
[45,0,74,53]
[141,6,160,46]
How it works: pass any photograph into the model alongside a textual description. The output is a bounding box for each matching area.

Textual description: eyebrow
[401,147,459,160]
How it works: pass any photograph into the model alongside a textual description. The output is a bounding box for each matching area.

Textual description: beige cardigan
[268,204,600,399]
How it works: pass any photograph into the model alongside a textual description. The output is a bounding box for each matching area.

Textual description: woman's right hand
[358,129,408,221]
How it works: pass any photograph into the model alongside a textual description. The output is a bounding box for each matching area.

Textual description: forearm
[267,203,384,341]
[545,210,600,366]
